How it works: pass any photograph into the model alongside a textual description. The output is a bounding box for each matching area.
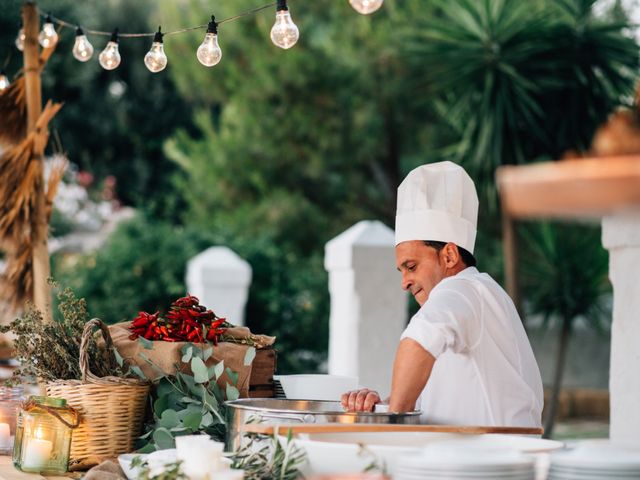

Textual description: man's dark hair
[423,240,477,267]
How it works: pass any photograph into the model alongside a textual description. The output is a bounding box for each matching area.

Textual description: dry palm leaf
[0,77,27,148]
[0,45,57,148]
[45,154,68,221]
[0,100,63,310]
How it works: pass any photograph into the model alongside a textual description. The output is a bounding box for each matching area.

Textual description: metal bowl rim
[224,398,421,417]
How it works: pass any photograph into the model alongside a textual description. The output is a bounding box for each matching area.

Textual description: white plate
[551,440,640,470]
[287,432,562,476]
[301,432,563,453]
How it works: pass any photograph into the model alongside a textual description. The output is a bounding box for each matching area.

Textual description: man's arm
[388,337,435,412]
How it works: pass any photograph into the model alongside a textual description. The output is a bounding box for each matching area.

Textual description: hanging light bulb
[72,27,94,62]
[144,26,168,73]
[0,70,10,92]
[39,14,59,48]
[270,0,299,49]
[196,16,222,67]
[99,29,121,70]
[349,0,384,15]
[15,23,25,51]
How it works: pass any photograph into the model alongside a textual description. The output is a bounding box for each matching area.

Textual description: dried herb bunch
[0,283,126,382]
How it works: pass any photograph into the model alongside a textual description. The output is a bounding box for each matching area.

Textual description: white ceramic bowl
[274,374,358,401]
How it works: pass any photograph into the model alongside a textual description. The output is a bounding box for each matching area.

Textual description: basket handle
[79,318,117,384]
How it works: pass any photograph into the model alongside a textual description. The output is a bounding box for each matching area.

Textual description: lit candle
[22,428,53,470]
[0,423,9,448]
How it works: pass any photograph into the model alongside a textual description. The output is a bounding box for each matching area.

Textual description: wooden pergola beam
[23,1,52,321]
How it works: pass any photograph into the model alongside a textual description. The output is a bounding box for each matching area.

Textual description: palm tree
[519,222,610,437]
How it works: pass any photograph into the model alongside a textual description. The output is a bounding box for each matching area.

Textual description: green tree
[158,0,444,372]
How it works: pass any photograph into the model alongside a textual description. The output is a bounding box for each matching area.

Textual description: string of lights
[0,0,383,89]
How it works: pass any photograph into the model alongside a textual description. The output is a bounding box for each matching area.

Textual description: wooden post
[502,212,523,321]
[23,2,52,321]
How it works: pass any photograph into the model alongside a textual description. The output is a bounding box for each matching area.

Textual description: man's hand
[340,388,381,412]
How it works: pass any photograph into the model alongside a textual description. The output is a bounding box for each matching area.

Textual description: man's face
[395,240,447,306]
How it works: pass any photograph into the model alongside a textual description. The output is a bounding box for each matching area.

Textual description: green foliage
[159,0,445,372]
[404,0,639,205]
[231,431,307,480]
[131,432,306,480]
[52,214,217,324]
[0,283,126,382]
[519,222,611,328]
[138,343,240,451]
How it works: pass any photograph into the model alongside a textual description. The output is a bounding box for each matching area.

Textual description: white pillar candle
[0,423,9,448]
[22,437,53,469]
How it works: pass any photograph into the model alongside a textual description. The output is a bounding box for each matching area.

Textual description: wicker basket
[46,318,150,470]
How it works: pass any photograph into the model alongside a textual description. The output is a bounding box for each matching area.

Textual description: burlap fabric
[108,322,275,397]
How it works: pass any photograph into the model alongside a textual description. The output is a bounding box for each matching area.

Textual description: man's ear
[442,243,461,268]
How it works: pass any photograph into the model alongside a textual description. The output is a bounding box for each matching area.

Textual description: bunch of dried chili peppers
[129,294,227,344]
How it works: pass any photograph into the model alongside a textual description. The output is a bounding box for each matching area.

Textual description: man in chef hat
[342,161,543,427]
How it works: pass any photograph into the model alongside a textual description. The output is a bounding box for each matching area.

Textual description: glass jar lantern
[0,386,24,455]
[12,396,78,474]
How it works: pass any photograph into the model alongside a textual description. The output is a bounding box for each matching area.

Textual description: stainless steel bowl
[225,398,421,450]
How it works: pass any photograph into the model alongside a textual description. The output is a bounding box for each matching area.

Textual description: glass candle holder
[12,396,78,474]
[0,386,24,455]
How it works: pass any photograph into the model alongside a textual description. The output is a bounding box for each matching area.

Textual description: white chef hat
[395,161,479,253]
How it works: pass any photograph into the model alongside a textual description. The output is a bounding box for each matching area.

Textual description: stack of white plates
[548,440,640,479]
[395,441,536,480]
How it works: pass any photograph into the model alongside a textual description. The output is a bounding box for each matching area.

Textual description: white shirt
[400,267,543,427]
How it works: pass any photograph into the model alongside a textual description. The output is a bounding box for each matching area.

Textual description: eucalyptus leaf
[181,346,193,363]
[152,427,175,450]
[191,356,209,384]
[178,372,196,392]
[112,347,124,368]
[213,361,224,380]
[136,443,156,454]
[226,384,240,401]
[156,379,174,397]
[203,347,213,361]
[158,409,179,429]
[183,411,203,430]
[180,396,201,404]
[130,365,146,380]
[203,390,218,411]
[138,336,154,350]
[212,382,224,400]
[201,411,214,427]
[225,367,239,385]
[243,346,256,366]
[153,395,169,416]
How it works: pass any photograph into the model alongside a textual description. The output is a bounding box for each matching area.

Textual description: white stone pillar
[186,246,252,326]
[602,211,640,444]
[324,220,407,396]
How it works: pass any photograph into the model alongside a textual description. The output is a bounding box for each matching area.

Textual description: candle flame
[34,427,44,440]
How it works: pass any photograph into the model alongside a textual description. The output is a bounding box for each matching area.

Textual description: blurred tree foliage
[158,0,445,371]
[2,0,637,378]
[0,0,195,218]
